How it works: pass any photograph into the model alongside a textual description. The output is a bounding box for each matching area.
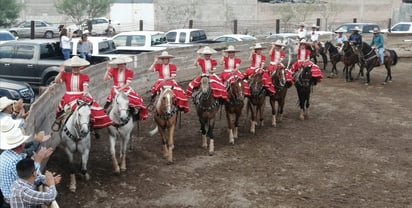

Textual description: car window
[166,32,177,42]
[22,22,31,28]
[35,21,46,27]
[363,25,376,33]
[96,19,107,24]
[190,31,200,42]
[240,37,255,41]
[214,37,226,42]
[179,32,186,43]
[113,35,127,47]
[131,35,146,46]
[227,37,237,42]
[0,45,14,58]
[392,23,410,31]
[151,34,166,45]
[14,45,34,59]
[0,33,14,41]
[40,43,61,59]
[98,40,115,53]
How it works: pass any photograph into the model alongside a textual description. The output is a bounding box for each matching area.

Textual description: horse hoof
[201,144,208,149]
[299,116,305,121]
[84,173,90,181]
[381,82,387,85]
[364,83,369,86]
[208,151,214,156]
[120,168,127,172]
[69,186,76,193]
[229,139,234,145]
[114,171,120,176]
[166,160,173,165]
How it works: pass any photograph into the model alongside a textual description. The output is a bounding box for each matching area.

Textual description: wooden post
[30,20,35,39]
[316,18,321,30]
[353,18,357,23]
[139,20,143,31]
[189,20,193,29]
[276,19,280,34]
[387,18,392,32]
[233,19,238,34]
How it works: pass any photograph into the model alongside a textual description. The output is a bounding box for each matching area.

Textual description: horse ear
[171,86,174,90]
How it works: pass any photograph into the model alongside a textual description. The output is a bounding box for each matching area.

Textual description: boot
[131,107,140,121]
[148,94,156,111]
[103,101,111,112]
[52,110,65,132]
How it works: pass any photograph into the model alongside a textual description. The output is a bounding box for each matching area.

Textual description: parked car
[0,78,35,104]
[213,34,257,42]
[71,36,118,63]
[267,33,299,39]
[381,22,412,34]
[159,29,219,48]
[0,31,17,45]
[112,31,167,54]
[334,23,380,34]
[8,20,60,39]
[68,17,120,36]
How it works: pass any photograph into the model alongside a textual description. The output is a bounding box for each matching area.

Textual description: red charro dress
[106,67,148,120]
[243,53,275,96]
[267,49,293,85]
[290,49,323,83]
[219,57,250,96]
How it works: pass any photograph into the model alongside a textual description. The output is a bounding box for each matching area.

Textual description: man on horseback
[243,43,275,96]
[333,28,348,54]
[219,45,251,97]
[53,56,113,132]
[103,56,148,120]
[309,24,320,57]
[148,51,189,113]
[370,27,384,66]
[267,40,293,88]
[297,22,307,41]
[186,46,229,104]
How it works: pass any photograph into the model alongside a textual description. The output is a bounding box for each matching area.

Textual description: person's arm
[220,51,226,65]
[269,44,275,57]
[194,54,200,66]
[22,172,58,205]
[148,56,158,72]
[104,63,112,81]
[249,50,254,62]
[54,65,65,84]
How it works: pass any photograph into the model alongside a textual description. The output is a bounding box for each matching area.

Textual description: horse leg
[80,146,90,181]
[167,124,175,164]
[297,88,305,120]
[108,128,120,174]
[225,111,235,144]
[199,118,207,149]
[278,94,286,122]
[304,91,310,119]
[233,111,241,140]
[119,127,132,171]
[158,127,168,159]
[64,147,77,192]
[382,65,391,84]
[270,98,277,127]
[258,101,264,127]
[249,103,257,134]
[365,67,372,85]
[207,118,215,156]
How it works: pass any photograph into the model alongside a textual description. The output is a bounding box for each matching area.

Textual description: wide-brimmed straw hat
[224,45,240,52]
[299,22,305,27]
[63,56,90,67]
[250,43,266,50]
[299,39,308,44]
[0,116,30,150]
[272,39,285,47]
[371,27,381,33]
[0,97,15,112]
[335,28,347,33]
[311,24,319,28]
[158,51,175,59]
[198,46,217,54]
[351,26,361,31]
[109,55,133,65]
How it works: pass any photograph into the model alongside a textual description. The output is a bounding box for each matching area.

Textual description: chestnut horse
[224,76,245,144]
[149,86,178,164]
[247,70,266,134]
[269,66,289,127]
[196,76,220,155]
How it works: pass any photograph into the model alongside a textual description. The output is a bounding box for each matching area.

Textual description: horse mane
[156,87,173,110]
[326,41,338,54]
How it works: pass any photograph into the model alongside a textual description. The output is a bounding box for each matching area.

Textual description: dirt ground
[47,53,412,207]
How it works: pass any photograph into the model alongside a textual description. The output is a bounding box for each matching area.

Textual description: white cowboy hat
[158,51,175,59]
[299,22,305,27]
[198,46,217,54]
[63,56,90,67]
[250,43,266,50]
[335,28,347,33]
[82,30,90,35]
[0,97,15,112]
[351,26,361,31]
[0,116,30,150]
[109,55,133,65]
[224,45,240,52]
[272,39,285,47]
[311,24,319,28]
[299,39,308,44]
[371,27,381,33]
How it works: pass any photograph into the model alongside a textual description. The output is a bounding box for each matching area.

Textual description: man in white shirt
[309,24,320,56]
[297,22,306,41]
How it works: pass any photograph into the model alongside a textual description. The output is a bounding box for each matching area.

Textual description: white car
[381,22,412,34]
[8,20,60,39]
[213,34,257,42]
[71,36,119,63]
[66,17,120,36]
[112,31,167,53]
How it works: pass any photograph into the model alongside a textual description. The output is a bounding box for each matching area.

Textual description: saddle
[52,106,74,132]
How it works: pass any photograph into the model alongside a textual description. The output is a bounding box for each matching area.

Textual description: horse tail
[390,49,398,66]
[149,126,158,136]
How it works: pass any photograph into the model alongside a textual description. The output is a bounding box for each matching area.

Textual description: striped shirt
[10,179,57,208]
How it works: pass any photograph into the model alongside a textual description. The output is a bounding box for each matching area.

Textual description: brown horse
[247,71,266,134]
[150,86,178,164]
[196,76,220,155]
[269,66,288,127]
[309,42,328,70]
[342,41,363,82]
[324,41,343,76]
[224,76,245,144]
[358,42,398,85]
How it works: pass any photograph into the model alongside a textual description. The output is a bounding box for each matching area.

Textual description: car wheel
[10,31,18,38]
[45,31,54,39]
[45,76,56,86]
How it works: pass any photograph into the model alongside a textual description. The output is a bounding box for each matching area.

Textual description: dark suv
[0,78,35,104]
[335,23,380,33]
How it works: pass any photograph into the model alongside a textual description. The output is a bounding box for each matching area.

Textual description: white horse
[59,99,92,192]
[107,90,134,174]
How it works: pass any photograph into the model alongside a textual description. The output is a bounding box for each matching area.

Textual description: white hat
[63,56,90,67]
[335,28,347,33]
[198,46,217,54]
[299,22,305,27]
[158,51,175,59]
[299,39,308,44]
[0,97,15,112]
[109,55,133,65]
[224,45,240,52]
[272,39,285,47]
[250,43,266,50]
[83,30,90,35]
[0,116,30,150]
[311,24,319,28]
[351,26,361,31]
[371,27,381,33]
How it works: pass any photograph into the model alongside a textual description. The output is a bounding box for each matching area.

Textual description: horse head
[113,89,130,124]
[75,99,92,137]
[157,86,175,115]
[299,65,313,87]
[271,66,286,88]
[228,76,245,103]
[200,76,211,94]
[249,72,264,96]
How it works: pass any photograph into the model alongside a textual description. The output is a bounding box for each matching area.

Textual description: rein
[227,79,244,106]
[61,103,91,152]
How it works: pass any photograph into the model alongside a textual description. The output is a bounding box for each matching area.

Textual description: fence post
[233,19,238,34]
[316,18,321,30]
[30,20,35,39]
[189,20,193,29]
[276,19,280,34]
[387,18,392,32]
[353,18,357,23]
[139,20,143,31]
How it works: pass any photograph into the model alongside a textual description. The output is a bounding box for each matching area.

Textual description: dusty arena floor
[47,58,412,208]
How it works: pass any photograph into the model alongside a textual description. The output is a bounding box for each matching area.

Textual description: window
[113,35,128,47]
[14,45,34,59]
[0,45,14,58]
[40,43,62,59]
[392,24,411,32]
[166,32,177,42]
[99,40,116,53]
[151,34,166,45]
[130,35,146,46]
[179,32,186,43]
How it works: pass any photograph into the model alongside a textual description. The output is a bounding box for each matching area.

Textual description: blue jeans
[62,48,71,60]
[378,47,384,64]
[79,52,91,59]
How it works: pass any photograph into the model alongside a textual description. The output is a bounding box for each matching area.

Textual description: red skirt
[107,86,148,120]
[244,67,275,96]
[220,71,251,97]
[152,80,189,113]
[267,64,294,84]
[186,74,229,101]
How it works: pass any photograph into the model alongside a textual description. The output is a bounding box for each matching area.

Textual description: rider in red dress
[243,43,275,96]
[54,56,113,130]
[267,40,293,87]
[149,51,189,113]
[219,45,251,96]
[103,56,148,120]
[290,39,323,84]
[186,46,229,103]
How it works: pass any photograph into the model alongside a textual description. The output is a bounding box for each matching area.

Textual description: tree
[279,3,296,32]
[55,0,113,25]
[317,0,343,31]
[0,0,22,27]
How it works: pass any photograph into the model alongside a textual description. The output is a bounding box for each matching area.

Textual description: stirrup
[51,120,61,132]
